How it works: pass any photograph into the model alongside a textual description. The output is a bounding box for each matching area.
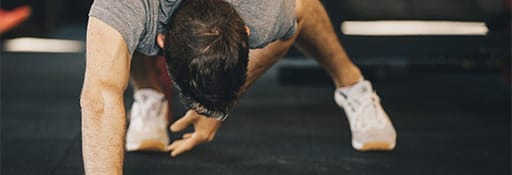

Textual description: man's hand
[167,110,222,157]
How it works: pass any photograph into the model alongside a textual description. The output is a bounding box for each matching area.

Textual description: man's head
[159,0,249,120]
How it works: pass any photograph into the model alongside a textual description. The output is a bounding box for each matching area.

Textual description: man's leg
[125,52,171,152]
[293,0,396,151]
[293,1,362,87]
[244,0,396,151]
[130,52,164,91]
[244,0,360,88]
[130,52,173,120]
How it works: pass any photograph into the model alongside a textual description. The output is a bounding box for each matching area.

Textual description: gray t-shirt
[89,0,297,56]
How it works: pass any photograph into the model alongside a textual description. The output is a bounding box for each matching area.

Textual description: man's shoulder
[89,0,164,55]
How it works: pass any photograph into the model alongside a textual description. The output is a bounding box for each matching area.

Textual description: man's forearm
[81,89,126,175]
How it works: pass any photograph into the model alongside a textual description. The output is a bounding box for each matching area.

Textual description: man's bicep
[84,17,131,94]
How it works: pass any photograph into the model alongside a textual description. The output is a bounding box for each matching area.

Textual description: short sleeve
[89,0,147,54]
[228,0,297,49]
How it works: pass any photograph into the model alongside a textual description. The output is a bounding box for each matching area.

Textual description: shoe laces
[132,91,164,124]
[342,87,387,131]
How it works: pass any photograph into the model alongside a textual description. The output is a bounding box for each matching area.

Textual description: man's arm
[80,17,131,175]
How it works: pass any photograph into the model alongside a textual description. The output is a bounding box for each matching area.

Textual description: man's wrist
[193,107,229,121]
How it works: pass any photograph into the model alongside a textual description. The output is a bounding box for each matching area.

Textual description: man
[81,0,397,174]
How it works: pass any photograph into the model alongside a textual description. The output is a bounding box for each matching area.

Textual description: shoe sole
[126,140,167,152]
[354,141,395,151]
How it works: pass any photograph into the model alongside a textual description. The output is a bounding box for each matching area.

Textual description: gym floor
[1,28,511,175]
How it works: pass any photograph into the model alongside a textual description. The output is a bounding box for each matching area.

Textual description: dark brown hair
[163,0,249,120]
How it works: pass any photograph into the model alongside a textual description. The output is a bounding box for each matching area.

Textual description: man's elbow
[80,81,126,116]
[80,87,105,116]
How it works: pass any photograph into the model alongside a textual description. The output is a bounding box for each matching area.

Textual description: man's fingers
[167,139,184,151]
[182,133,194,139]
[170,144,192,157]
[169,135,204,157]
[170,111,197,132]
[170,140,194,157]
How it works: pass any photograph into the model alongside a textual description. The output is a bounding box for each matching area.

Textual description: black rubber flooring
[1,52,510,175]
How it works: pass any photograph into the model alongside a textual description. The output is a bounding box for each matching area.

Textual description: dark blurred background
[1,0,91,37]
[1,0,509,34]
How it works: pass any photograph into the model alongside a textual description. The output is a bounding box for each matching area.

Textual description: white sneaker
[126,89,169,152]
[334,79,397,151]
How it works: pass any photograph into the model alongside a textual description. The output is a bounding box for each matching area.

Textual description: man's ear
[157,33,165,49]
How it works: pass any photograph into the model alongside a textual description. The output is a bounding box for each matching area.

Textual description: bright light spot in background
[341,21,488,36]
[3,37,84,53]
